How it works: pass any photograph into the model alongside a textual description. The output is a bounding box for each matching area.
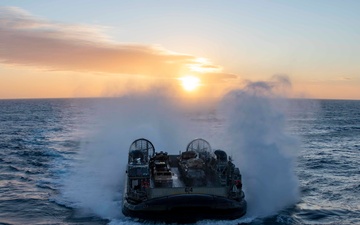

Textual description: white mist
[60,77,300,223]
[219,78,300,217]
[60,93,194,220]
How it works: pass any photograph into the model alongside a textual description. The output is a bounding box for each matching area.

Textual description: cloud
[336,76,351,81]
[0,7,224,78]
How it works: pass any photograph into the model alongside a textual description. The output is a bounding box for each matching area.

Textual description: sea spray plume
[60,92,193,220]
[243,74,292,97]
[219,77,299,217]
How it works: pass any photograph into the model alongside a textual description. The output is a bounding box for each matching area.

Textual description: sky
[0,0,359,100]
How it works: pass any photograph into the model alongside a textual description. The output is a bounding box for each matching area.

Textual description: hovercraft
[122,138,246,222]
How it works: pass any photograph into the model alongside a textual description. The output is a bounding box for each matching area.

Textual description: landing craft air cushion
[122,138,247,222]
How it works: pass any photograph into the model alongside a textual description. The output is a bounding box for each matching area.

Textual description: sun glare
[179,76,200,91]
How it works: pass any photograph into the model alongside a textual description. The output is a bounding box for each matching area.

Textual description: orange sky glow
[0,3,359,100]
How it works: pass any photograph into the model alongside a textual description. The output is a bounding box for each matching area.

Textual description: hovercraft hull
[122,193,247,222]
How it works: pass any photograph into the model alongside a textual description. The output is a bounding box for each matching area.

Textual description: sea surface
[0,98,359,225]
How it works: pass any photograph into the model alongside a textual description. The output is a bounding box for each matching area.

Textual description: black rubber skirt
[122,193,247,223]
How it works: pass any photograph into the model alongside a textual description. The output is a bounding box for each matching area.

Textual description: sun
[179,76,200,91]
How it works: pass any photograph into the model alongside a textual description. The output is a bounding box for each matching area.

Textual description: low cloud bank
[0,6,233,84]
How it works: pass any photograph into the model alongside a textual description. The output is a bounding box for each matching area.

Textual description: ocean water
[0,97,359,225]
